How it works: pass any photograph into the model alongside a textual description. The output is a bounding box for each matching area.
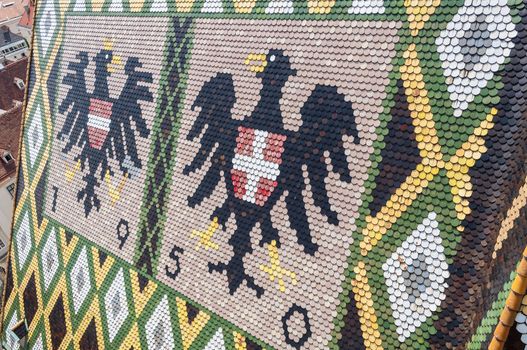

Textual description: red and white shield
[231,126,287,206]
[87,98,113,150]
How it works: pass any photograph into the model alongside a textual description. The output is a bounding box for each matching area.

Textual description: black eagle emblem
[185,49,360,297]
[57,41,153,216]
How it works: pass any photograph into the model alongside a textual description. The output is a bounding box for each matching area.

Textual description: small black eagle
[185,49,360,297]
[57,42,153,216]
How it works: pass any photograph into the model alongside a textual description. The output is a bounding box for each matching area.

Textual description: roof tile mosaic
[2,0,527,349]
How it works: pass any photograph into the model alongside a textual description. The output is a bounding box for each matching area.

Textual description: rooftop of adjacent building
[0,24,24,47]
[17,0,32,28]
[0,56,27,111]
[0,104,22,182]
[0,0,29,26]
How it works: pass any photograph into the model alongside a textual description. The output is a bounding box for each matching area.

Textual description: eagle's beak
[244,53,267,74]
[108,55,122,73]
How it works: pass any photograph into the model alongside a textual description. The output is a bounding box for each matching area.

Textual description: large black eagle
[185,49,360,297]
[57,43,153,216]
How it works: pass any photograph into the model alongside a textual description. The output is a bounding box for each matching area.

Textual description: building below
[0,56,26,113]
[0,105,21,260]
[0,0,31,42]
[16,0,32,42]
[0,26,28,64]
[0,55,25,260]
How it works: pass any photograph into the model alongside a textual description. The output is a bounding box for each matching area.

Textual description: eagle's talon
[207,261,226,274]
[208,261,264,298]
[242,274,264,298]
[211,206,230,229]
[260,240,298,293]
[259,237,281,248]
[259,218,280,247]
[192,218,220,250]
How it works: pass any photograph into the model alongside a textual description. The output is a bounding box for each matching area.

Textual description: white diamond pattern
[27,105,44,169]
[6,311,19,350]
[145,295,175,350]
[73,0,86,11]
[15,211,32,271]
[204,328,226,350]
[104,268,129,342]
[37,0,57,56]
[69,246,92,314]
[436,0,517,117]
[383,212,449,343]
[32,334,44,350]
[150,0,168,12]
[348,0,385,14]
[41,228,59,291]
[109,0,123,11]
[201,0,223,13]
[265,0,293,14]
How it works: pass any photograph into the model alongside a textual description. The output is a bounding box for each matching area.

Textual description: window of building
[6,183,15,198]
[2,151,13,163]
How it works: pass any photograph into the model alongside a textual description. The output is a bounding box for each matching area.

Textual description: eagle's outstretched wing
[184,73,237,208]
[285,84,360,254]
[104,57,152,177]
[57,51,90,155]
